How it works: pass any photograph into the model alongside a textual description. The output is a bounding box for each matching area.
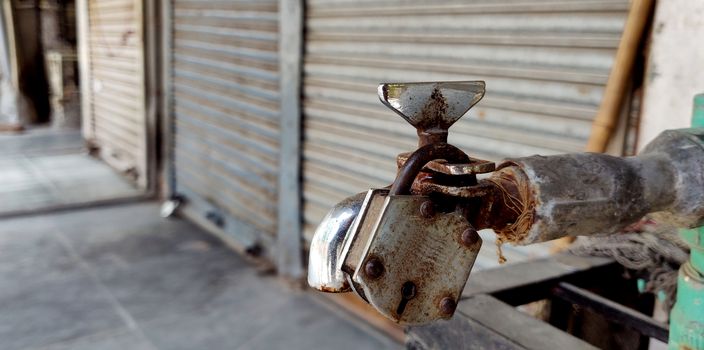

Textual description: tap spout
[307,192,366,292]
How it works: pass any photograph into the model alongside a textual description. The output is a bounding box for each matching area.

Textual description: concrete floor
[0,203,398,350]
[0,128,141,214]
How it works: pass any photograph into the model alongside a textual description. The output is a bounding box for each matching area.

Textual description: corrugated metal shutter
[302,0,630,264]
[169,0,280,251]
[86,0,147,188]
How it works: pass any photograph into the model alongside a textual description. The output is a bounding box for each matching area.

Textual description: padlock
[308,82,488,324]
[340,144,483,325]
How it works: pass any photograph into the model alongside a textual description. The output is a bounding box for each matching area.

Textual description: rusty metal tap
[308,81,704,326]
[309,81,494,324]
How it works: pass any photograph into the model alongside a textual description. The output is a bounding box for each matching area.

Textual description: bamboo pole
[586,0,654,153]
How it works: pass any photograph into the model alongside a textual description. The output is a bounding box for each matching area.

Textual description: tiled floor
[0,203,399,350]
[0,128,140,214]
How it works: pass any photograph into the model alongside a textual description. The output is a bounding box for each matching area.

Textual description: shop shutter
[169,0,280,251]
[85,0,147,188]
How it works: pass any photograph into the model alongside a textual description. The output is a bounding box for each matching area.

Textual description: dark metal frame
[407,253,669,349]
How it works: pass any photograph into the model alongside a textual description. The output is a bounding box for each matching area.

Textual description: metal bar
[277,0,304,279]
[551,282,669,341]
[160,0,175,199]
[134,0,148,190]
[143,0,160,197]
[0,2,11,87]
[76,0,94,141]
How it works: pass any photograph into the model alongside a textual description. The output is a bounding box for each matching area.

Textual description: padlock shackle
[390,143,470,196]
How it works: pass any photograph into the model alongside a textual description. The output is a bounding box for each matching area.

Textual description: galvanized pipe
[491,128,704,245]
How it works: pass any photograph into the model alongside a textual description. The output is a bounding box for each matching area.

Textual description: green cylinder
[692,94,704,128]
[669,229,704,349]
[669,94,704,349]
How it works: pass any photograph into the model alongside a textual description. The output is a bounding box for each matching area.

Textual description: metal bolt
[364,257,384,279]
[439,297,456,316]
[461,227,480,247]
[420,200,435,218]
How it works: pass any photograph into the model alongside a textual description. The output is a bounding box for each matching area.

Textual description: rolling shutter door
[86,0,147,188]
[169,0,280,252]
[301,0,630,263]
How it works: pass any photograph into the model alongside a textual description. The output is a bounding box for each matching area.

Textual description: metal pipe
[490,128,704,245]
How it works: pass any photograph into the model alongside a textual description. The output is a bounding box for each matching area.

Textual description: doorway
[0,0,150,216]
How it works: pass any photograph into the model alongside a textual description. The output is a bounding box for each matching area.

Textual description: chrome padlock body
[307,188,389,293]
[307,191,367,293]
[343,193,482,325]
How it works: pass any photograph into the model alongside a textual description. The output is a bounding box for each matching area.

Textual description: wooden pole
[586,0,654,153]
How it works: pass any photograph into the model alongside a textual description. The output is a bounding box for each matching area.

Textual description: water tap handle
[378,81,486,146]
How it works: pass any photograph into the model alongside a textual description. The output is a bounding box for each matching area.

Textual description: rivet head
[364,257,384,280]
[461,227,480,247]
[439,297,456,316]
[420,200,435,218]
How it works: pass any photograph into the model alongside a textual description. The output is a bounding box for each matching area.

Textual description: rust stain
[419,87,448,128]
[484,165,535,244]
[120,30,135,45]
[318,284,349,293]
[416,87,451,146]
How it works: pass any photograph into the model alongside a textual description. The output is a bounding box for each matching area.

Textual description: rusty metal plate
[352,195,482,325]
[396,152,495,175]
